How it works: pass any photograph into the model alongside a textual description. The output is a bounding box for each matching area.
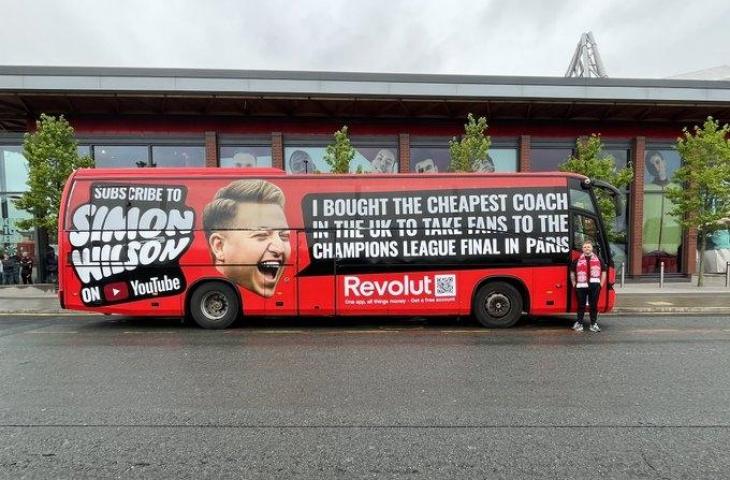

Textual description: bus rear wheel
[189,281,239,329]
[473,281,523,328]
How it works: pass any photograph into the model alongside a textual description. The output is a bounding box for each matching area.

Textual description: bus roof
[70,167,589,181]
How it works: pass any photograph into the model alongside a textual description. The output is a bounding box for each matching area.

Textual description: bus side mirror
[613,194,624,217]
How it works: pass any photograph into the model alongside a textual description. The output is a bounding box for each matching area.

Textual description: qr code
[434,274,456,297]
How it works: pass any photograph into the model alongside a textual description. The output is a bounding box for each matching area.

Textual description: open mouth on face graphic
[256,259,284,284]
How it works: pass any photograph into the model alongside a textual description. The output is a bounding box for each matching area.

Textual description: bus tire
[473,281,523,328]
[188,281,239,329]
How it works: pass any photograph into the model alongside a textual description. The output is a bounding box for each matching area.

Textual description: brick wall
[519,135,530,171]
[272,132,283,170]
[629,137,646,277]
[204,131,217,167]
[683,228,697,275]
[399,134,410,173]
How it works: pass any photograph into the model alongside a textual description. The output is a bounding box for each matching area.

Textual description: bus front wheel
[189,281,240,329]
[473,281,523,328]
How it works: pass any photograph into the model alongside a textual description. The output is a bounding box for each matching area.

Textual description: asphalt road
[1,313,730,479]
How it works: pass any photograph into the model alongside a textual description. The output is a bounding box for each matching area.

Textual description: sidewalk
[613,274,730,314]
[0,285,67,314]
[0,279,729,315]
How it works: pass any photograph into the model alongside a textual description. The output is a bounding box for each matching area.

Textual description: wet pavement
[1,314,729,479]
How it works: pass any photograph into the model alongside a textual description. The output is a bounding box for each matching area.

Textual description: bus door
[295,231,336,316]
[569,211,610,312]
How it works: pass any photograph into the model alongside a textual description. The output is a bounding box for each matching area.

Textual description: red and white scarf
[576,254,601,288]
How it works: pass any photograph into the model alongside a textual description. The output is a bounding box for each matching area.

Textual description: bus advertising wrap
[60,170,611,319]
[301,187,570,274]
[69,184,194,305]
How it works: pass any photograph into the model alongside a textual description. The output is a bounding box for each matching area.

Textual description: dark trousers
[576,283,601,325]
[21,272,32,284]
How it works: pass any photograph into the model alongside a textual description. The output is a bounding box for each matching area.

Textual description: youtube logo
[103,281,129,302]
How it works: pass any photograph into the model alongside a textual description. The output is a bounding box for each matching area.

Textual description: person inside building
[570,240,607,333]
[19,251,33,285]
[11,251,21,284]
[203,179,291,298]
[2,253,17,285]
[45,249,58,284]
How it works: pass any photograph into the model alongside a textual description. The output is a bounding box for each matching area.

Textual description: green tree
[559,134,633,242]
[449,113,492,172]
[14,114,93,240]
[323,126,356,174]
[665,117,730,286]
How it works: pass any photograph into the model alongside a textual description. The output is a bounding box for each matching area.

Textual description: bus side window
[572,214,601,257]
[569,188,596,214]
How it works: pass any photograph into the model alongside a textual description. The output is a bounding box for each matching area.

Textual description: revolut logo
[343,274,456,298]
[69,184,194,305]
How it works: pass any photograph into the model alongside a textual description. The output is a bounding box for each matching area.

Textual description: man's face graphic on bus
[208,202,291,297]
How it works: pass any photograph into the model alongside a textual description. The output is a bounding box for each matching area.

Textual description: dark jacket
[20,256,33,274]
[46,252,58,273]
[2,257,17,275]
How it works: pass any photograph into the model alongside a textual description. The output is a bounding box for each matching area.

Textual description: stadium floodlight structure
[565,31,608,78]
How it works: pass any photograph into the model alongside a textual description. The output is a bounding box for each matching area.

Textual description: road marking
[442,330,493,334]
[646,301,674,306]
[26,331,79,334]
[337,330,401,334]
[122,331,177,334]
[10,325,730,337]
[249,330,307,334]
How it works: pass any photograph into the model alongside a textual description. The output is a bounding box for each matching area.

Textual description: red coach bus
[58,168,621,329]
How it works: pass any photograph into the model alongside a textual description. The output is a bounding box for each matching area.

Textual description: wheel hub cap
[486,293,511,318]
[201,292,229,320]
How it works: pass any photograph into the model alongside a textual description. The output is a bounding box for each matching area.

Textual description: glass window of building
[152,146,205,168]
[409,146,518,173]
[1,192,36,278]
[642,148,682,274]
[77,145,91,158]
[489,148,518,172]
[284,142,398,174]
[410,147,449,173]
[220,146,272,168]
[284,145,327,173]
[352,146,398,173]
[1,147,37,278]
[603,148,629,170]
[1,146,29,192]
[530,147,573,172]
[93,146,149,168]
[602,148,631,269]
[1,193,33,241]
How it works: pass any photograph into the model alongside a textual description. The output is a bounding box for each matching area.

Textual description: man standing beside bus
[570,240,607,332]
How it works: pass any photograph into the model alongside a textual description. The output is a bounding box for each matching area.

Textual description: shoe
[589,323,601,333]
[572,321,584,332]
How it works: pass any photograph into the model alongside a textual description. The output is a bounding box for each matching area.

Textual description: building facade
[3,66,730,280]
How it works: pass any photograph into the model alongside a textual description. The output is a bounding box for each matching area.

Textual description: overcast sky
[1,0,728,78]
